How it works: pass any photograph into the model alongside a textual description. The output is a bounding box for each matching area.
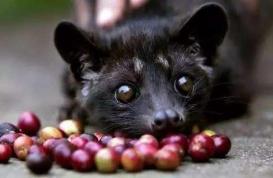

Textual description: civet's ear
[175,3,228,51]
[54,22,102,80]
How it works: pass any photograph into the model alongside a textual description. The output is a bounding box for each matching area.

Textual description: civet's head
[54,4,228,137]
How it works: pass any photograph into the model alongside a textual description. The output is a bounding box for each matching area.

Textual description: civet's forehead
[131,54,170,74]
[155,54,170,69]
[133,57,144,74]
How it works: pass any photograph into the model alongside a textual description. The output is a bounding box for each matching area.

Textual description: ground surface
[0,15,273,178]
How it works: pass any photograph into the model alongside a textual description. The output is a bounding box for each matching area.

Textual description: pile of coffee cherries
[0,112,231,174]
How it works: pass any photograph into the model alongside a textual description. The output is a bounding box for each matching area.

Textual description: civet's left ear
[175,3,228,53]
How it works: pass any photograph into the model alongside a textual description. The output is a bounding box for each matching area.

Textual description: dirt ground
[0,14,273,178]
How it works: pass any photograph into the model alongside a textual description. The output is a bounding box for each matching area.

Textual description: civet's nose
[152,109,184,131]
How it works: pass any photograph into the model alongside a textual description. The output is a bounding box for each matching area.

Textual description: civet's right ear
[54,22,102,80]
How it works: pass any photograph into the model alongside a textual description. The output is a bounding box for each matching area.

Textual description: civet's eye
[175,75,194,96]
[115,85,140,103]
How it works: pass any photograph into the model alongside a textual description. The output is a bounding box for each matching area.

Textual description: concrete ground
[0,15,273,178]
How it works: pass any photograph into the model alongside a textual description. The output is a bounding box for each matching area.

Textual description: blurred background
[0,0,71,126]
[0,0,273,135]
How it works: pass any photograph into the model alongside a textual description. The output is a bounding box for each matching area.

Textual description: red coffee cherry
[17,112,41,136]
[121,148,143,172]
[212,134,231,158]
[71,149,94,172]
[188,134,215,162]
[0,144,12,163]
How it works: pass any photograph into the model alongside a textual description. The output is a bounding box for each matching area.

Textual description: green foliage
[0,0,71,22]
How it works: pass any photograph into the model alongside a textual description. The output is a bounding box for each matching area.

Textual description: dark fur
[54,0,273,136]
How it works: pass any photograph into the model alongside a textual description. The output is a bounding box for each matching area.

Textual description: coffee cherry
[84,141,103,157]
[0,133,20,156]
[107,137,126,148]
[28,145,45,155]
[70,136,88,149]
[17,112,41,136]
[80,133,98,142]
[59,120,83,137]
[0,133,20,145]
[31,136,41,144]
[212,135,231,158]
[26,153,53,174]
[42,139,55,155]
[121,148,143,172]
[155,149,180,171]
[0,123,19,137]
[13,135,33,160]
[67,134,79,142]
[99,135,113,146]
[111,145,127,163]
[95,148,119,173]
[134,143,157,167]
[53,142,75,169]
[43,138,62,156]
[126,139,138,147]
[0,144,12,163]
[188,134,215,162]
[137,134,159,149]
[112,145,127,158]
[202,130,216,137]
[71,149,93,172]
[160,134,188,151]
[39,127,63,142]
[162,143,185,158]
